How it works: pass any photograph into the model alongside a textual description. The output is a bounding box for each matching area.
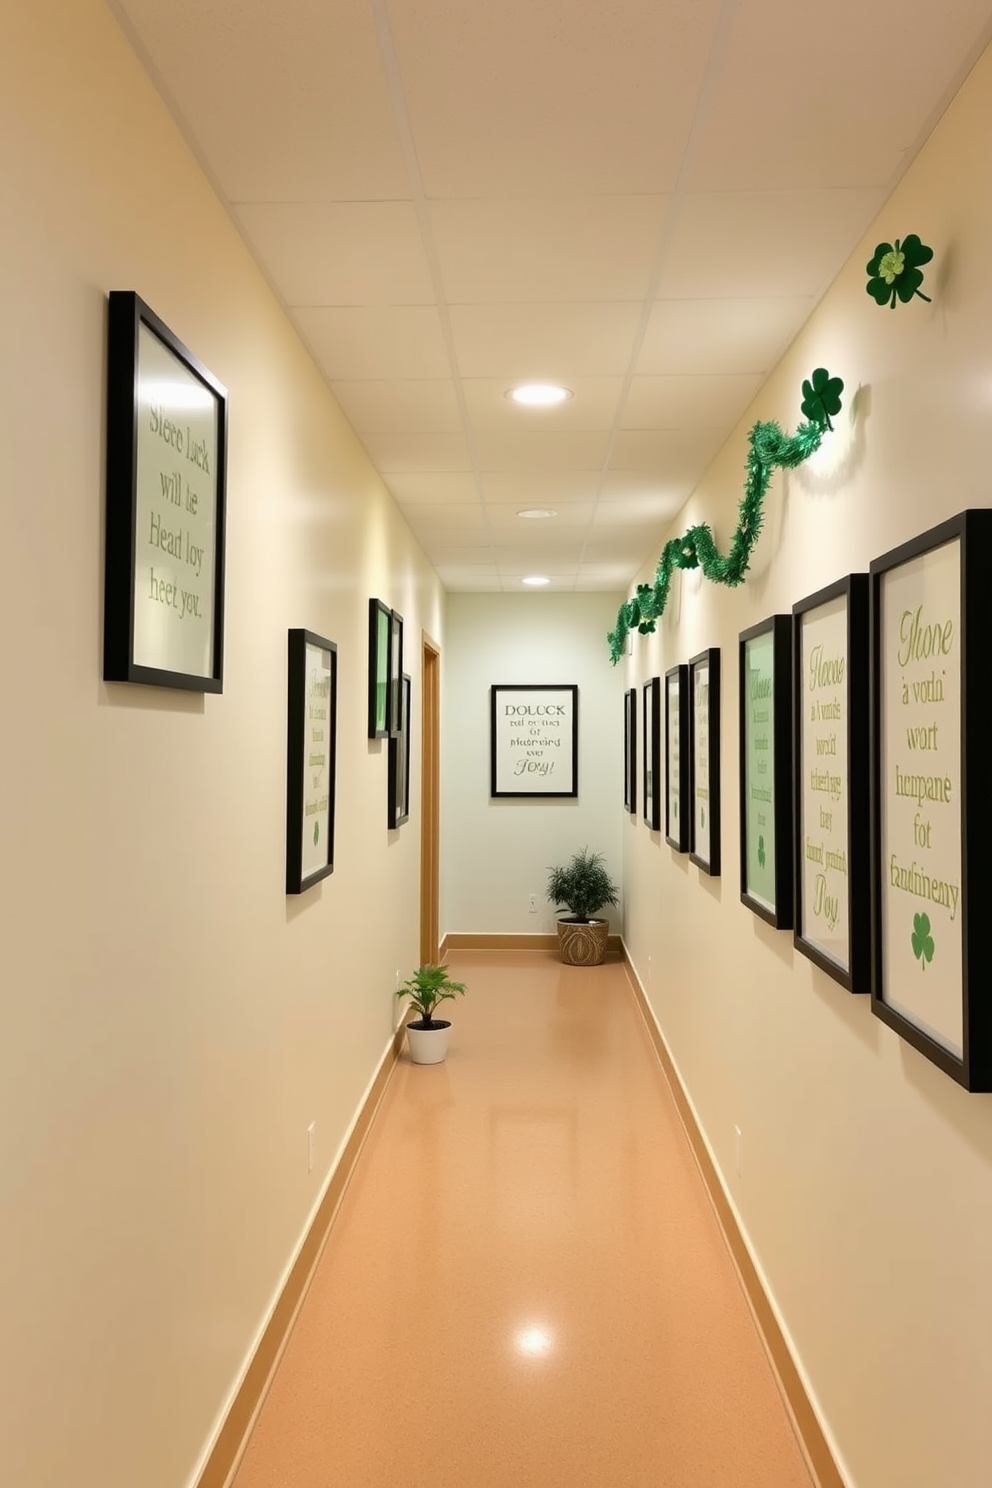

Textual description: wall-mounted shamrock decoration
[800,367,844,431]
[911,911,935,970]
[866,235,933,309]
[757,835,766,871]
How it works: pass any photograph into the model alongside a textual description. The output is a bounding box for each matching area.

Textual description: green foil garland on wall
[607,371,843,664]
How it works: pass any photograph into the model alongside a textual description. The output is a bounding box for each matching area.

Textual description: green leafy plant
[547,847,620,923]
[800,367,845,431]
[911,912,935,970]
[866,234,933,309]
[396,963,468,1029]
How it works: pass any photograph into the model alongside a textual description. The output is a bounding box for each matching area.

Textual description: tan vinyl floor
[231,950,814,1488]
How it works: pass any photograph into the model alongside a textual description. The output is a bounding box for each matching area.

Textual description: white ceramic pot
[405,1019,451,1064]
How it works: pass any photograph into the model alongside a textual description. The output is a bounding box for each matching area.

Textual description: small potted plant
[396,963,468,1064]
[546,847,620,966]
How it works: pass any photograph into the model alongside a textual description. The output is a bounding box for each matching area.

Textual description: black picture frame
[793,575,870,993]
[642,677,661,831]
[490,685,579,797]
[665,665,690,851]
[870,509,992,1091]
[104,291,228,691]
[286,629,337,895]
[368,598,391,738]
[389,609,404,737]
[624,687,637,814]
[388,673,412,829]
[689,648,721,876]
[739,615,793,927]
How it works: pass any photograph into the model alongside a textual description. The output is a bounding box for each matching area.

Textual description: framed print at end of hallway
[490,684,578,797]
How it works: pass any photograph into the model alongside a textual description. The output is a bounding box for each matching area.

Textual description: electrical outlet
[734,1125,743,1178]
[307,1121,316,1173]
[528,893,537,913]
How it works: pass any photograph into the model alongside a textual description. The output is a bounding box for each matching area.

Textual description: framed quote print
[870,510,992,1090]
[624,687,637,814]
[689,649,720,876]
[739,615,793,928]
[643,677,661,831]
[286,629,337,894]
[388,674,412,829]
[665,665,690,851]
[104,291,228,690]
[490,685,578,797]
[389,609,404,736]
[793,575,870,992]
[367,598,391,738]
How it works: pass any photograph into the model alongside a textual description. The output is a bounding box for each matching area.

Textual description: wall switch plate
[307,1121,316,1173]
[528,893,537,913]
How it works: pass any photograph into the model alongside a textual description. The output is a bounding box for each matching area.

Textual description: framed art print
[368,598,390,738]
[104,291,227,690]
[388,673,412,828]
[793,575,870,992]
[870,509,992,1090]
[689,649,721,876]
[389,609,404,736]
[624,687,637,814]
[665,665,689,851]
[642,677,661,831]
[490,685,578,797]
[739,615,793,928]
[286,629,337,894]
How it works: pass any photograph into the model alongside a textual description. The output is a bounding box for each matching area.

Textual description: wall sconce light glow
[507,383,572,407]
[515,1326,554,1357]
[517,508,557,520]
[522,575,551,586]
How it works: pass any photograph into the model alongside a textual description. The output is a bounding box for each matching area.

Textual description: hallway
[230,950,814,1488]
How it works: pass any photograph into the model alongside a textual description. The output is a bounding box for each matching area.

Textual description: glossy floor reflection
[232,951,813,1488]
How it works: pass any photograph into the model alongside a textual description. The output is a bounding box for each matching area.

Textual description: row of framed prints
[628,509,992,1093]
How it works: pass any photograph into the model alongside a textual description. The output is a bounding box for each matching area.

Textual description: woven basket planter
[556,917,609,966]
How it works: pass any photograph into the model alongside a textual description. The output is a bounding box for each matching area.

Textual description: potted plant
[396,963,468,1064]
[546,847,620,966]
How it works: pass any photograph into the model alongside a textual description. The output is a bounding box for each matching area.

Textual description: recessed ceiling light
[517,508,558,520]
[507,383,573,407]
[522,575,551,586]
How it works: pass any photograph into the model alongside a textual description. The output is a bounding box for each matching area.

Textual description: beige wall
[0,6,442,1488]
[622,40,992,1488]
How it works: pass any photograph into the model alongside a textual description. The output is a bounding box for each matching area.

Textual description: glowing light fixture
[515,1326,554,1357]
[507,383,572,407]
[522,575,551,587]
[517,508,557,520]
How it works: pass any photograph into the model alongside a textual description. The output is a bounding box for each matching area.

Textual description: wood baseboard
[622,951,846,1488]
[195,1025,405,1488]
[445,932,623,952]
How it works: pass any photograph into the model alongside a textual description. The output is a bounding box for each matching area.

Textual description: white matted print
[490,685,578,797]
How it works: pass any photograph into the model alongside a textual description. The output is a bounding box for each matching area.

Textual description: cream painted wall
[0,7,442,1488]
[442,594,623,935]
[622,41,992,1488]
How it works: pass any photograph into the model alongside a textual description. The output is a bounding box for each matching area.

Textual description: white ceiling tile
[575,571,634,591]
[591,498,675,529]
[656,189,885,299]
[449,303,642,379]
[440,576,506,592]
[400,504,487,532]
[637,298,813,374]
[462,377,623,433]
[428,545,500,564]
[386,473,480,504]
[496,558,581,576]
[474,430,609,473]
[481,472,603,505]
[332,381,462,434]
[295,307,451,380]
[598,473,688,517]
[610,429,725,472]
[233,203,434,306]
[430,198,669,303]
[623,374,763,430]
[360,432,472,473]
[484,504,596,530]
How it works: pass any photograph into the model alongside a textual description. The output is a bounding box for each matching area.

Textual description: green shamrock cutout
[866,234,933,309]
[911,911,935,970]
[800,367,845,431]
[313,820,320,846]
[757,835,766,870]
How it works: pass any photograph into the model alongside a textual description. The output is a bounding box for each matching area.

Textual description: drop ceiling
[111,0,992,592]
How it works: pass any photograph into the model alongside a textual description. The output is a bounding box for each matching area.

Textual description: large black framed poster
[490,685,578,797]
[665,665,689,851]
[870,510,992,1090]
[689,649,720,876]
[739,616,793,928]
[793,575,870,992]
[624,687,637,814]
[104,291,227,691]
[286,629,337,894]
[643,678,661,831]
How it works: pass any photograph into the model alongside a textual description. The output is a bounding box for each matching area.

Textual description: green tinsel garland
[607,415,828,664]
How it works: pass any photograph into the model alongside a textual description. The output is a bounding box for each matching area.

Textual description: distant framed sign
[104,291,227,690]
[665,665,690,851]
[793,575,870,992]
[623,687,637,814]
[689,649,720,876]
[642,677,661,831]
[389,673,412,828]
[490,684,578,797]
[739,615,793,927]
[367,598,391,738]
[870,510,992,1090]
[286,629,337,894]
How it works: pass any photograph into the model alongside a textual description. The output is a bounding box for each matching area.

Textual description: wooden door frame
[420,633,441,964]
